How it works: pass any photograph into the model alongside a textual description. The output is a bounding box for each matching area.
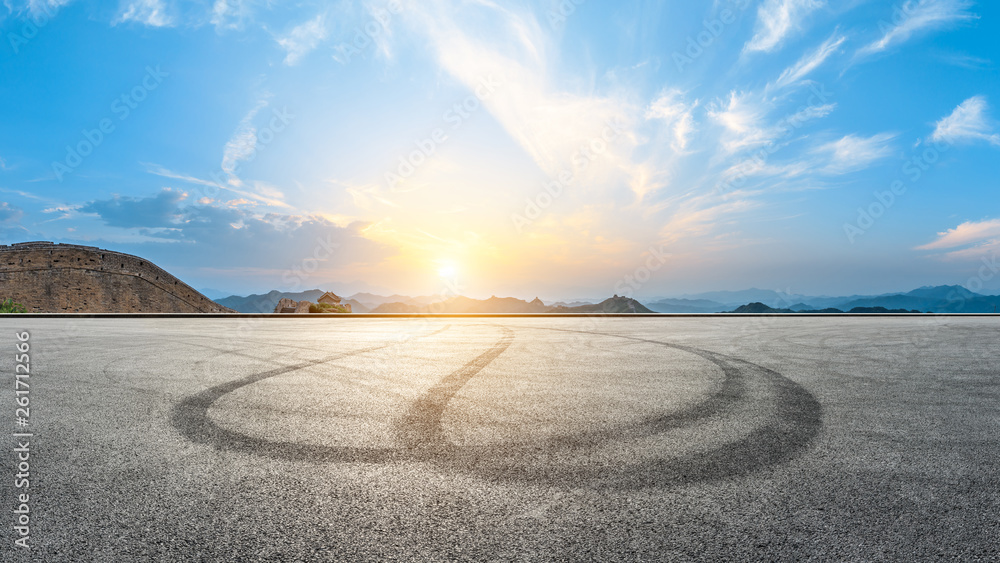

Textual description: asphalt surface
[1,317,998,561]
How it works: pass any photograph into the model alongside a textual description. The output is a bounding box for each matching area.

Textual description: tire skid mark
[171,322,821,490]
[446,325,821,488]
[397,327,515,451]
[170,325,453,463]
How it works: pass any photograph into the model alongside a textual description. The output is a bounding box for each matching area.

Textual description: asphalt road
[1,317,998,561]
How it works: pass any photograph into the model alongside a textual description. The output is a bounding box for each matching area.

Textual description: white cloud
[772,33,846,89]
[744,0,825,54]
[930,96,1000,147]
[144,164,291,209]
[917,219,1000,251]
[24,0,73,16]
[399,0,639,192]
[709,92,777,154]
[113,0,172,27]
[276,14,327,65]
[210,0,251,31]
[645,89,698,152]
[814,132,896,173]
[857,0,976,57]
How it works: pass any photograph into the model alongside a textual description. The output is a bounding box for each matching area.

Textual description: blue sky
[1,0,998,299]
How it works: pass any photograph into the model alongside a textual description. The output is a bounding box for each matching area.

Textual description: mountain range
[217,291,652,314]
[215,285,999,314]
[646,285,1000,314]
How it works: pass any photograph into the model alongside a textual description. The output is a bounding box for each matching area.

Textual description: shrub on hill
[309,303,349,314]
[0,298,26,313]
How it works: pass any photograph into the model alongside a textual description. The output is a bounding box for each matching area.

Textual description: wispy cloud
[221,97,270,187]
[856,0,976,57]
[276,13,327,65]
[744,0,825,54]
[917,218,1000,251]
[0,0,75,18]
[709,91,776,154]
[0,201,23,223]
[935,52,992,69]
[645,89,698,152]
[113,0,172,27]
[772,32,846,89]
[916,218,1000,260]
[814,132,896,173]
[930,95,1000,147]
[144,164,291,209]
[400,0,639,189]
[210,0,251,31]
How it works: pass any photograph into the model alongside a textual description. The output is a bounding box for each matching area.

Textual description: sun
[435,260,458,279]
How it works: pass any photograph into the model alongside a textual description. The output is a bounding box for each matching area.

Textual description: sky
[1,0,998,300]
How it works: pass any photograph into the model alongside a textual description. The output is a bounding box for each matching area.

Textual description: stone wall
[0,242,232,313]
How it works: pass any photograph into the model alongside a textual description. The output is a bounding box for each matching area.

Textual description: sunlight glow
[436,260,458,279]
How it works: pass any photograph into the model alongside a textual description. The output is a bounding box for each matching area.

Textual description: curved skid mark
[170,325,453,463]
[170,323,822,490]
[397,328,515,451]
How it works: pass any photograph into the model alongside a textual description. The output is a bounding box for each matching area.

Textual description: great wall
[0,242,232,313]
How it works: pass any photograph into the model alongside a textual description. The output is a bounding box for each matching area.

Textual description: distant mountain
[404,295,452,306]
[838,285,998,313]
[679,288,810,308]
[680,285,999,313]
[369,295,651,314]
[848,307,922,314]
[370,296,548,314]
[217,289,369,313]
[729,302,796,313]
[216,284,1000,315]
[198,288,231,300]
[904,285,978,300]
[644,298,727,313]
[726,302,921,314]
[548,296,653,313]
[347,292,416,309]
[549,300,596,308]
